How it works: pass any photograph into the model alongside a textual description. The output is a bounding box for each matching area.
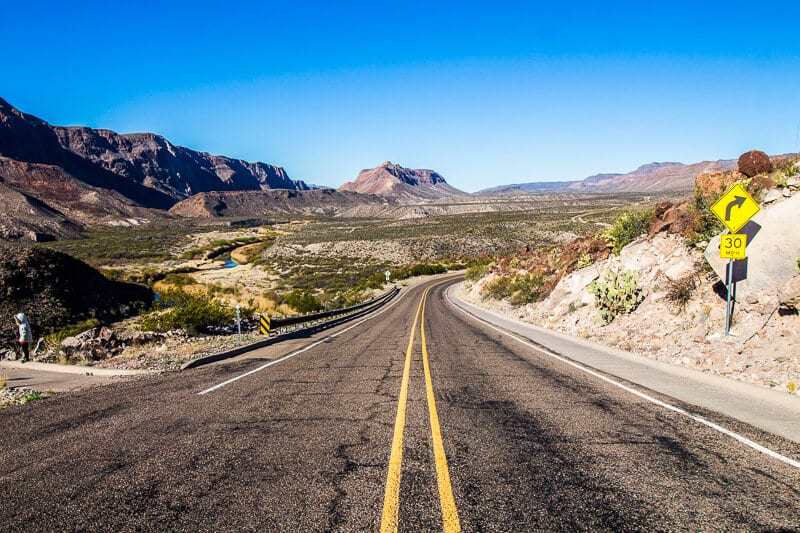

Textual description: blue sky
[3,1,799,192]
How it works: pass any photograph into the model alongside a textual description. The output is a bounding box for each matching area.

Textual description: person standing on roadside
[14,313,33,362]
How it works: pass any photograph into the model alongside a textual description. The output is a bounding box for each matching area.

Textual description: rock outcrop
[648,200,694,237]
[0,244,153,339]
[693,170,748,201]
[339,161,466,201]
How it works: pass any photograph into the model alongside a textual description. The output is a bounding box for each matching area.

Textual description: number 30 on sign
[720,234,747,260]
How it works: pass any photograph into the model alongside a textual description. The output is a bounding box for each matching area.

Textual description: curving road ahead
[0,276,798,531]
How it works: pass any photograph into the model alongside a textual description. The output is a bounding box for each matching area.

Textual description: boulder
[61,336,83,350]
[737,150,772,177]
[780,275,800,308]
[649,200,693,236]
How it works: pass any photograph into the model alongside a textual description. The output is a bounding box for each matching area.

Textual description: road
[0,276,798,531]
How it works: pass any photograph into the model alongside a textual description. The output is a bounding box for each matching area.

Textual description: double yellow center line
[380,284,461,532]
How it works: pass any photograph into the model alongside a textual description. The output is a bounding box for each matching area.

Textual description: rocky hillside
[0,243,153,345]
[0,97,308,238]
[462,151,800,394]
[339,161,466,200]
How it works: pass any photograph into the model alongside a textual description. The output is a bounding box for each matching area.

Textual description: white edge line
[198,286,410,395]
[444,286,800,470]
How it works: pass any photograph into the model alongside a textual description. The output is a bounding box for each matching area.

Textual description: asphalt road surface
[1,277,799,531]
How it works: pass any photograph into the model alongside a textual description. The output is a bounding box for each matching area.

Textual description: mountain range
[476,161,737,195]
[0,96,762,242]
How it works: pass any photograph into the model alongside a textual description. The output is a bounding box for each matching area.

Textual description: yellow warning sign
[259,315,271,335]
[720,233,747,260]
[710,183,760,233]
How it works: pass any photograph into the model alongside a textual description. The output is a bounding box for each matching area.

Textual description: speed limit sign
[720,234,747,260]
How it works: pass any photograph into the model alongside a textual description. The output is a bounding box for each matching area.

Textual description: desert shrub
[509,258,521,270]
[588,270,645,324]
[408,263,447,277]
[508,272,547,305]
[576,253,593,269]
[796,257,800,271]
[141,288,235,335]
[686,190,724,243]
[284,290,323,314]
[161,273,196,287]
[665,275,696,311]
[21,391,46,404]
[483,272,547,305]
[465,263,490,282]
[603,209,654,254]
[484,276,513,300]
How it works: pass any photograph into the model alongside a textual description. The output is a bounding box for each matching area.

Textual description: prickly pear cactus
[588,270,645,324]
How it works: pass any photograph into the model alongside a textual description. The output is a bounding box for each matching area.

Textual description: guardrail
[182,286,399,369]
[265,286,399,335]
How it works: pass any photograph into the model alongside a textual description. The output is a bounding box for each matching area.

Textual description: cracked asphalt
[0,277,798,531]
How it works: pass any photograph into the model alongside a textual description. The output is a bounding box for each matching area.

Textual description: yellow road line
[420,288,462,532]
[380,290,425,533]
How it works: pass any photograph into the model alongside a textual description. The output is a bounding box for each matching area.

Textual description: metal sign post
[710,184,759,337]
[720,233,747,337]
[724,259,733,336]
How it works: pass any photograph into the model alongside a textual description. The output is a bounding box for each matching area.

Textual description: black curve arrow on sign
[725,195,746,221]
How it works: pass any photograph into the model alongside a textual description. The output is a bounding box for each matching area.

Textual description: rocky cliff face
[0,97,307,238]
[339,161,466,201]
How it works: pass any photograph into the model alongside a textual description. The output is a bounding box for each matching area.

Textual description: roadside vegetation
[3,193,650,369]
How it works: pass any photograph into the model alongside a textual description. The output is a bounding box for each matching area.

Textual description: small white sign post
[235,305,242,343]
[385,270,391,282]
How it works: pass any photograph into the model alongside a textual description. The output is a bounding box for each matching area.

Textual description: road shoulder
[447,282,800,444]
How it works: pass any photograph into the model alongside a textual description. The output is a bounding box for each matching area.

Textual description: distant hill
[568,161,737,193]
[476,161,738,195]
[477,181,578,195]
[339,161,466,201]
[0,97,308,238]
[169,188,395,218]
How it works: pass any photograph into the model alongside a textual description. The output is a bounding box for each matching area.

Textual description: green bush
[687,191,724,244]
[483,272,546,305]
[141,289,235,335]
[603,209,654,254]
[284,290,323,314]
[465,262,492,282]
[576,253,594,269]
[588,270,645,324]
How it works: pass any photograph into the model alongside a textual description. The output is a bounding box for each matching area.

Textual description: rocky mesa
[339,161,466,201]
